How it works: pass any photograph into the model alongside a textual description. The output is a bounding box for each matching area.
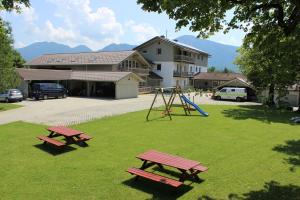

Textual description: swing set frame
[146,86,191,121]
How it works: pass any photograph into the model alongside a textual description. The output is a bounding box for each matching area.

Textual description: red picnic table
[37,126,92,148]
[127,150,208,188]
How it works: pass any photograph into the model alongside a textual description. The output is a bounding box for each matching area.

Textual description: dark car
[31,83,67,100]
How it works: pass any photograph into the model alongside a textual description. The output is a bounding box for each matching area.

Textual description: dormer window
[142,50,147,54]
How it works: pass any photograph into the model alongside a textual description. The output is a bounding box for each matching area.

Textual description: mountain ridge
[17,36,239,71]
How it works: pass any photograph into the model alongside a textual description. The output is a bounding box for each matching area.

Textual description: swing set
[146,86,196,121]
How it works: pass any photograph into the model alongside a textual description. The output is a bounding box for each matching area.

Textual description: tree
[137,0,300,37]
[223,67,229,73]
[235,27,300,106]
[0,0,30,12]
[0,19,25,91]
[207,66,216,72]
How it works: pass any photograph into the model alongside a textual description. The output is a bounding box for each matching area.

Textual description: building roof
[148,71,163,80]
[134,36,210,56]
[17,68,71,80]
[193,72,246,81]
[16,68,144,82]
[214,77,254,90]
[25,50,138,66]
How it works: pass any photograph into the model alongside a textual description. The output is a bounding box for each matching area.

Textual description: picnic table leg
[48,131,55,138]
[178,169,189,182]
[189,169,201,181]
[157,163,164,170]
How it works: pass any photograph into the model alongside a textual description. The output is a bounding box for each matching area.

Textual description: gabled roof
[193,72,246,81]
[16,68,144,82]
[134,36,210,56]
[25,50,147,66]
[214,77,254,90]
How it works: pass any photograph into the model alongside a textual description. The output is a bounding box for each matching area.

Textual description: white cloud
[125,20,159,42]
[6,0,161,50]
[44,21,76,42]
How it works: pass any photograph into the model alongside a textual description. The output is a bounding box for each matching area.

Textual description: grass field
[0,103,22,112]
[0,105,299,200]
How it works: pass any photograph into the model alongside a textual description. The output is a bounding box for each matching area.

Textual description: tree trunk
[267,83,276,106]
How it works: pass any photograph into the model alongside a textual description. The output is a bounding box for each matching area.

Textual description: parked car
[214,87,247,102]
[31,83,67,100]
[0,89,23,102]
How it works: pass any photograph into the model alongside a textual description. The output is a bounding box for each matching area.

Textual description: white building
[134,36,210,89]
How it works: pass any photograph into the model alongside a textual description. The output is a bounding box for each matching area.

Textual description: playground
[0,104,299,199]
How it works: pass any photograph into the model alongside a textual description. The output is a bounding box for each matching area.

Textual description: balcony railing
[173,71,194,77]
[174,55,195,63]
[119,67,150,75]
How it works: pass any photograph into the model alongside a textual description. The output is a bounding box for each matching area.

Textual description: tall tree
[235,27,300,106]
[137,0,300,37]
[0,0,30,12]
[0,19,25,91]
[0,0,28,92]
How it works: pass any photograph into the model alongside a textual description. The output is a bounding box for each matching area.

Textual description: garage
[17,69,143,99]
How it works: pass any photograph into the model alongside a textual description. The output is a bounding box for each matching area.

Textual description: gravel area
[0,94,260,126]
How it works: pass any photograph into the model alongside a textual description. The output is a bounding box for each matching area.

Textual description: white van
[214,87,247,102]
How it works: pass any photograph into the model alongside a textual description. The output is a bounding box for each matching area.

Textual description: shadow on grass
[34,144,77,156]
[123,177,193,200]
[198,181,300,200]
[222,105,299,124]
[273,140,300,172]
[151,166,205,184]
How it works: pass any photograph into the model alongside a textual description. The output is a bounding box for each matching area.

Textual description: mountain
[176,35,239,72]
[100,43,136,51]
[18,37,240,72]
[17,42,92,61]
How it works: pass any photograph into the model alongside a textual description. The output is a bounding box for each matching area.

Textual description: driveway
[0,94,260,126]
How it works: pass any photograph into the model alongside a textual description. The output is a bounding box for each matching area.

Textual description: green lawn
[0,103,22,112]
[0,105,299,200]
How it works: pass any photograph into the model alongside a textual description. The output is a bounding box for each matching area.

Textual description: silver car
[0,89,23,102]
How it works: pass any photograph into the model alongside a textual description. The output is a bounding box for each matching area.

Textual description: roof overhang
[17,68,144,82]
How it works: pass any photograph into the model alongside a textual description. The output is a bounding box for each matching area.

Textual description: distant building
[193,72,246,90]
[18,51,149,99]
[134,36,210,88]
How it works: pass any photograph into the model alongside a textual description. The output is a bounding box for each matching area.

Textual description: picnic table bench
[37,126,92,148]
[127,150,208,188]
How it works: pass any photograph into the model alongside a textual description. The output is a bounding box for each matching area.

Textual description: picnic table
[127,150,208,188]
[37,126,92,148]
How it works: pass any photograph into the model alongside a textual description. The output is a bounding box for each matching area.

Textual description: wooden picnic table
[136,150,208,182]
[37,126,92,148]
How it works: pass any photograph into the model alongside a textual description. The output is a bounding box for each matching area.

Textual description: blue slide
[181,95,209,117]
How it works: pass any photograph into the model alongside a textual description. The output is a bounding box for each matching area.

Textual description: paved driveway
[0,94,260,126]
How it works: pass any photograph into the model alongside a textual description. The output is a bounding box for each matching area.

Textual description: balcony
[119,67,150,75]
[174,55,195,63]
[173,71,194,77]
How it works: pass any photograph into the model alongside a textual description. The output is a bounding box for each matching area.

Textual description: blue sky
[1,0,246,50]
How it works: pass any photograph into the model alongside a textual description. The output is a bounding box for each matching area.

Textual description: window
[201,55,204,61]
[157,64,161,71]
[142,50,147,54]
[220,89,226,92]
[157,48,162,55]
[231,89,236,92]
[190,66,192,72]
[197,55,200,59]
